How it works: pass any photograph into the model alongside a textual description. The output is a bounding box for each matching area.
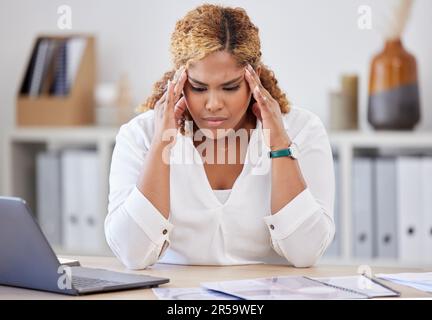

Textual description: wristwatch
[268,142,299,159]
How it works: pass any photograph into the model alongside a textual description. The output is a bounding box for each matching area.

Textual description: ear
[256,65,262,78]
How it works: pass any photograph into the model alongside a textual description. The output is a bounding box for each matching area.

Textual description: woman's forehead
[187,51,244,85]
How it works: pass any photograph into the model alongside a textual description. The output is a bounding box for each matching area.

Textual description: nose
[205,92,224,113]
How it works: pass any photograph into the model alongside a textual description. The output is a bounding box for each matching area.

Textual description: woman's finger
[165,79,174,113]
[244,68,262,98]
[245,69,269,112]
[154,90,167,118]
[156,89,168,107]
[244,68,258,96]
[174,96,187,117]
[173,68,187,102]
[253,85,270,112]
[246,64,272,100]
[246,64,263,88]
[174,96,187,126]
[171,67,184,87]
[251,102,262,121]
[172,68,182,83]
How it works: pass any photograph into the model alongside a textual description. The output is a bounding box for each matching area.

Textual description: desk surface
[1,256,431,299]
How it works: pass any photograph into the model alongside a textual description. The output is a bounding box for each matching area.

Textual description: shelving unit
[2,126,118,255]
[3,127,432,265]
[328,130,432,267]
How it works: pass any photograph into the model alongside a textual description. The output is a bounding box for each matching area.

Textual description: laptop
[0,196,169,295]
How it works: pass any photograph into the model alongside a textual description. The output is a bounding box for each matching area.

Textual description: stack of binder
[36,149,107,254]
[350,155,432,264]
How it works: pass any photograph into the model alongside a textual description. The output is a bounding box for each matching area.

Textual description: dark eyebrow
[188,75,243,87]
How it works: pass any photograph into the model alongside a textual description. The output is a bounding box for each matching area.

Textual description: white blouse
[105,106,335,269]
[213,189,232,205]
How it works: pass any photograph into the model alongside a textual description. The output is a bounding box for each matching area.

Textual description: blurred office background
[0,0,431,267]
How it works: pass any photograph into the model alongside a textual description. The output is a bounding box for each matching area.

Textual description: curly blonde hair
[136,3,291,135]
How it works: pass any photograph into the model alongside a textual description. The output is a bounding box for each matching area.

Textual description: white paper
[201,276,367,300]
[311,275,399,298]
[153,287,239,300]
[376,273,432,293]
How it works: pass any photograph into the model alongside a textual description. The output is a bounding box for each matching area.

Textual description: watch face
[290,143,299,159]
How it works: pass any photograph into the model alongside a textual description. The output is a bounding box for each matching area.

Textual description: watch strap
[268,148,293,159]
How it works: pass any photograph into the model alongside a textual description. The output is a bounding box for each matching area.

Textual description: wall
[1,0,431,194]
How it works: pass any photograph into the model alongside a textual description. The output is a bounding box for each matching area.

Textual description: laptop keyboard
[72,276,123,289]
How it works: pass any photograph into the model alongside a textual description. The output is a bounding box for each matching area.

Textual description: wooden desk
[1,256,431,299]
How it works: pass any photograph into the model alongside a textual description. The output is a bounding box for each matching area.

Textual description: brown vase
[367,38,420,130]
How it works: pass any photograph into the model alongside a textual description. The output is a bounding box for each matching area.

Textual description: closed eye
[190,85,240,92]
[224,85,240,91]
[190,86,206,92]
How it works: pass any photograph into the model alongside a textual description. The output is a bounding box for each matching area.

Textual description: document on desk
[201,276,384,300]
[376,273,432,293]
[153,287,239,300]
[310,275,400,298]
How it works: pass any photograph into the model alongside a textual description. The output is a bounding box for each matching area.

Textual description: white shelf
[320,256,432,269]
[329,130,432,147]
[6,126,118,143]
[2,126,120,256]
[4,127,432,264]
[328,129,432,265]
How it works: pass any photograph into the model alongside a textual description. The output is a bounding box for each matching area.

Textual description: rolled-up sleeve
[263,115,335,268]
[105,119,173,270]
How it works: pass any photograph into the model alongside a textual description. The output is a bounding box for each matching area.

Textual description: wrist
[150,139,173,165]
[270,136,291,151]
[269,141,299,160]
[151,138,174,152]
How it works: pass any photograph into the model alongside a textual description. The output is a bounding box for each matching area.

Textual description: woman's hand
[244,64,291,150]
[152,66,188,147]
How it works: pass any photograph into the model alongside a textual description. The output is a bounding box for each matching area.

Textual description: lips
[202,117,228,127]
[203,117,228,121]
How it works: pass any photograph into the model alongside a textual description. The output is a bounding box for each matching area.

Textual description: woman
[105,4,335,269]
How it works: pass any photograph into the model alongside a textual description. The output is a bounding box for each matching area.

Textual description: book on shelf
[21,36,86,97]
[16,34,95,126]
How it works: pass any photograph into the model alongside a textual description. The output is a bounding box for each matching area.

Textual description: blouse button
[162,229,168,235]
[269,224,275,230]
